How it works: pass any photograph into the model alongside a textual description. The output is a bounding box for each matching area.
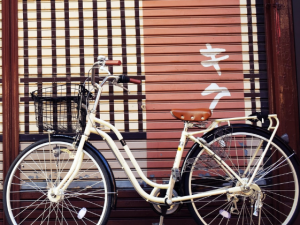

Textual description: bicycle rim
[185,129,300,225]
[4,141,111,225]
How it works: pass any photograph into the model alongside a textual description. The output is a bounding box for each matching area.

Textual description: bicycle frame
[52,73,280,205]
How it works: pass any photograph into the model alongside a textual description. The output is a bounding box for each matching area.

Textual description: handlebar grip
[118,75,141,84]
[129,78,141,84]
[105,60,122,66]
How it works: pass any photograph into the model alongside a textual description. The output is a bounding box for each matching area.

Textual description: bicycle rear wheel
[183,126,300,225]
[3,137,112,225]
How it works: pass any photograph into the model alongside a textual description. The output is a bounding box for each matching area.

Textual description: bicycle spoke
[264,202,288,217]
[255,154,294,183]
[194,175,231,183]
[265,193,292,208]
[54,147,68,186]
[210,201,233,225]
[264,190,294,200]
[9,189,48,193]
[55,202,69,225]
[62,200,79,225]
[191,183,229,189]
[260,180,295,188]
[262,206,283,224]
[202,197,231,219]
[231,135,240,177]
[73,158,98,179]
[18,197,50,224]
[244,202,255,225]
[33,150,49,184]
[63,201,99,224]
[14,170,47,195]
[42,147,49,189]
[237,198,245,225]
[39,203,60,225]
[64,192,106,199]
[251,147,277,177]
[70,180,105,195]
[261,208,272,225]
[256,171,293,182]
[69,194,104,208]
[12,201,50,211]
[197,194,225,211]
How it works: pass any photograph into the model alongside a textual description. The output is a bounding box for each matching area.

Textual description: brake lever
[111,80,131,94]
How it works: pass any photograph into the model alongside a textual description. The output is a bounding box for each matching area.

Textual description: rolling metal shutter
[142,0,267,181]
[17,0,267,223]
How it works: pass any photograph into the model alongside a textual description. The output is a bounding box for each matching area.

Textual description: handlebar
[89,56,141,112]
[91,57,141,87]
[106,60,122,66]
[118,75,141,84]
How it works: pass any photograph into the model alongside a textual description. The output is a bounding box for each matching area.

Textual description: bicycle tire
[3,137,112,225]
[182,126,300,225]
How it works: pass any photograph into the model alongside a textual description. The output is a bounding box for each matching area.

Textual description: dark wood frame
[2,0,19,175]
[293,0,300,131]
[264,0,299,151]
[2,0,19,224]
[264,0,300,224]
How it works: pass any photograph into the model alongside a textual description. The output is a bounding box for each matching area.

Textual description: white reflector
[77,207,87,219]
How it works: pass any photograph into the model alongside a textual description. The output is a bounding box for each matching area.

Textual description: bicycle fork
[51,123,92,197]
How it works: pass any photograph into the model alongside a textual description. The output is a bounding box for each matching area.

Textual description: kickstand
[152,189,169,225]
[158,205,168,225]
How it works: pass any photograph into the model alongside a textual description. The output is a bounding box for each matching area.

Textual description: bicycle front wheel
[3,137,112,225]
[183,126,300,225]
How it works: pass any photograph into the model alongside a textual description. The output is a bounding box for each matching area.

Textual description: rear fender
[181,123,300,176]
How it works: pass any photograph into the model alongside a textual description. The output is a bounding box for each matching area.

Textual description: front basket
[31,84,88,133]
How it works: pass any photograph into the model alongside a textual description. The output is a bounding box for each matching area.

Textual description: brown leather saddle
[170,108,212,121]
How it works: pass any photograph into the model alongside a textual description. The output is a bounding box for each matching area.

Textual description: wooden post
[264,0,300,224]
[2,0,19,224]
[264,0,299,151]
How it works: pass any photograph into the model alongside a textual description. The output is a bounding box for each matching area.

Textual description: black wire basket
[31,84,89,133]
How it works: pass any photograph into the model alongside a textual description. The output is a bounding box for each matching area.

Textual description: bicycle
[3,56,300,225]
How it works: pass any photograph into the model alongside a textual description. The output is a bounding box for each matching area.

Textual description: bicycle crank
[150,188,180,215]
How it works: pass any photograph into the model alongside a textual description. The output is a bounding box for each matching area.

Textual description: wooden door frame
[292,0,300,131]
[264,1,299,150]
[2,0,19,223]
[2,0,19,175]
[264,0,300,223]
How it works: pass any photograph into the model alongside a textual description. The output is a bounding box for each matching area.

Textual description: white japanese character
[201,83,231,113]
[200,44,229,76]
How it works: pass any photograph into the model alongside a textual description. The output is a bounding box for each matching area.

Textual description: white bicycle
[3,56,300,225]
